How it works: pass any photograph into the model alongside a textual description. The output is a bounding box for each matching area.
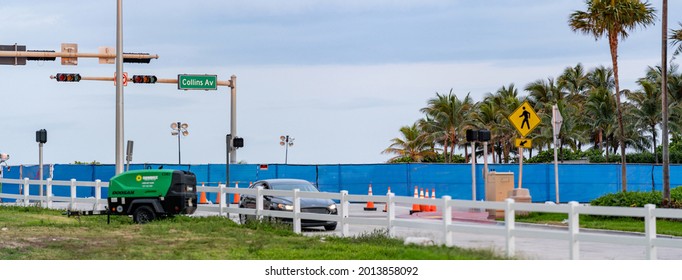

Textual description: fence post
[256,186,264,220]
[293,189,301,234]
[387,192,395,237]
[219,183,225,217]
[644,204,657,260]
[46,178,53,209]
[340,190,349,237]
[23,178,29,206]
[568,201,580,260]
[70,179,77,210]
[94,179,102,211]
[442,195,452,247]
[504,198,515,258]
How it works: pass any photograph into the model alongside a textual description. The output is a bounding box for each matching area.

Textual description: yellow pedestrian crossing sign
[508,101,541,137]
[515,138,532,149]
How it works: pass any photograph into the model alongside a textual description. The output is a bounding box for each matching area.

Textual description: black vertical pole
[226,134,232,203]
[177,122,181,165]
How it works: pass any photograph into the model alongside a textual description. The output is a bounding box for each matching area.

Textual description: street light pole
[115,0,125,175]
[171,122,189,165]
[279,135,294,164]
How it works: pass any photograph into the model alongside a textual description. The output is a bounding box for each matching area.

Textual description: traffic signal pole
[51,73,239,165]
[0,50,158,61]
[115,0,124,175]
[50,75,233,86]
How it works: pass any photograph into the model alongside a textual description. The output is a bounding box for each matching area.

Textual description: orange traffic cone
[232,182,241,204]
[410,186,421,215]
[215,182,222,204]
[419,188,428,212]
[364,184,377,211]
[199,192,207,204]
[383,186,391,212]
[199,183,208,204]
[430,188,437,212]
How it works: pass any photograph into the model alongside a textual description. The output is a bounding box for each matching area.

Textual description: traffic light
[36,129,47,144]
[233,137,244,148]
[132,75,157,84]
[123,52,152,64]
[466,129,478,142]
[26,50,56,61]
[55,73,81,82]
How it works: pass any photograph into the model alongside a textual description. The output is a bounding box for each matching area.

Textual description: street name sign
[508,100,541,137]
[178,74,218,90]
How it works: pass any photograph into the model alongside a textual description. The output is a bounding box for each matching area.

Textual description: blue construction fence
[1,163,680,203]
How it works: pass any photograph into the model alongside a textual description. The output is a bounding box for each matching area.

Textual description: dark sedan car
[238,179,338,231]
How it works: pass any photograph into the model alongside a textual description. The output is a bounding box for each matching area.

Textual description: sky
[0,0,679,166]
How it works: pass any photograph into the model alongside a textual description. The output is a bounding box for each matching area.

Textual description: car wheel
[133,205,156,224]
[324,223,337,231]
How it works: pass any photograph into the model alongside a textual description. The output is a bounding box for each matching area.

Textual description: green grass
[515,212,682,236]
[0,206,508,260]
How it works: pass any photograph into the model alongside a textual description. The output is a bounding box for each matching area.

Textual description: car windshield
[269,181,318,192]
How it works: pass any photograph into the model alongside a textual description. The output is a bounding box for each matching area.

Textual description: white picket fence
[2,178,682,260]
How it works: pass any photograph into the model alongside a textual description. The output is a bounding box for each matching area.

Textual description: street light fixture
[171,122,189,164]
[279,135,294,164]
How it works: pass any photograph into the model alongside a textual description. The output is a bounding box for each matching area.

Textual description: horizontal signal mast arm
[0,51,159,60]
[49,75,233,87]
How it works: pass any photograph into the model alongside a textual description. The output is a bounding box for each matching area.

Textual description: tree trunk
[492,141,497,164]
[605,135,610,162]
[443,140,449,163]
[609,32,628,192]
[652,125,658,164]
[464,144,468,163]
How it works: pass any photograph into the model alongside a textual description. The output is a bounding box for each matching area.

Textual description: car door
[241,181,265,209]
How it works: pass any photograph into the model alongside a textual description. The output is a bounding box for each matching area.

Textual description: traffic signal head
[465,129,478,142]
[36,129,47,144]
[55,73,81,82]
[132,75,157,84]
[478,130,491,142]
[233,137,244,148]
[123,53,152,64]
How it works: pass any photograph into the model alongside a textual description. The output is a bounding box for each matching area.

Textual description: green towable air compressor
[67,169,198,224]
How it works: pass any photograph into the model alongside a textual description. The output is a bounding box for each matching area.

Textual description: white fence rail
[2,178,682,260]
[0,178,107,210]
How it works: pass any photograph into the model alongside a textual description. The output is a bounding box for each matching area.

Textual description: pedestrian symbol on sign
[520,106,531,129]
[508,100,540,137]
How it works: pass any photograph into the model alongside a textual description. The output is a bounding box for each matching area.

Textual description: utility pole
[115,0,125,175]
[230,75,237,163]
[662,0,670,204]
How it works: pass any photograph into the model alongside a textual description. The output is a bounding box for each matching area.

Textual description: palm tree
[477,100,502,163]
[559,64,591,150]
[484,84,522,163]
[585,87,617,160]
[559,63,590,101]
[420,90,476,163]
[569,0,656,192]
[672,23,682,60]
[625,80,661,162]
[382,122,435,163]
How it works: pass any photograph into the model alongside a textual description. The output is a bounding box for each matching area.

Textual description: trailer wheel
[133,205,156,224]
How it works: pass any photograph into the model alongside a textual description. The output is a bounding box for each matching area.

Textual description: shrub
[590,186,682,208]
